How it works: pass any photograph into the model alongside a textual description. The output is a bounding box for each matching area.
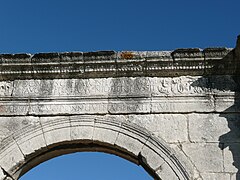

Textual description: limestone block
[188,113,231,142]
[0,81,13,97]
[12,78,152,98]
[15,129,46,157]
[0,116,39,141]
[12,80,53,97]
[182,143,223,172]
[109,77,151,97]
[129,114,188,143]
[93,117,123,145]
[0,169,4,180]
[215,96,236,112]
[40,116,71,146]
[0,116,46,157]
[71,101,107,115]
[108,99,150,114]
[70,116,94,141]
[29,100,109,115]
[140,143,165,171]
[151,76,208,97]
[230,173,239,180]
[146,51,170,59]
[169,144,196,179]
[156,162,178,180]
[114,123,149,156]
[0,137,24,173]
[13,118,46,157]
[201,173,231,180]
[12,76,237,99]
[151,97,214,113]
[82,78,110,96]
[114,132,143,156]
[223,143,240,173]
[144,137,192,180]
[0,102,29,116]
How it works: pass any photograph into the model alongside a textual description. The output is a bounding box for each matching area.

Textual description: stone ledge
[0,47,237,80]
[0,48,232,62]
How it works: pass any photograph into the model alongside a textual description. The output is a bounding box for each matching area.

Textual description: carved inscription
[152,77,208,96]
[12,76,216,98]
[110,78,151,95]
[30,102,109,115]
[108,102,150,113]
[29,101,151,115]
[0,104,28,115]
[152,102,176,112]
[14,80,53,96]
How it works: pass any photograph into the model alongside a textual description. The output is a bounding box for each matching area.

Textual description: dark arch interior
[13,140,160,180]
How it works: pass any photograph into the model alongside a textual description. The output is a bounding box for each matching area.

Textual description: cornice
[0,47,236,80]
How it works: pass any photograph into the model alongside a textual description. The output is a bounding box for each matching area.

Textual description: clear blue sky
[0,0,239,54]
[1,0,239,179]
[20,152,152,180]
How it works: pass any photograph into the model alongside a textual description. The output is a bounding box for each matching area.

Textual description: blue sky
[20,152,152,180]
[1,0,240,179]
[0,0,239,54]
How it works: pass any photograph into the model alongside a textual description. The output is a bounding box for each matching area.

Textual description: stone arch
[0,115,194,180]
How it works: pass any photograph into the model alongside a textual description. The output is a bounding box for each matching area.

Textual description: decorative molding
[0,48,236,80]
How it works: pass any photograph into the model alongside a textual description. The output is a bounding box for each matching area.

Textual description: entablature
[0,47,237,80]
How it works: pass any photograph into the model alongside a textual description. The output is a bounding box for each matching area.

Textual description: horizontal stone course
[0,47,236,80]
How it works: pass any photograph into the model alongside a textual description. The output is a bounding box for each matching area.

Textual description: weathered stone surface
[182,143,223,172]
[70,116,95,141]
[0,102,29,116]
[40,116,71,146]
[0,37,240,180]
[0,75,237,116]
[140,144,165,171]
[0,169,4,180]
[8,76,237,98]
[223,143,240,173]
[114,124,148,156]
[0,117,40,141]
[12,117,46,157]
[231,173,239,180]
[215,96,236,112]
[151,96,215,113]
[201,173,231,180]
[129,114,188,143]
[188,113,230,142]
[169,144,200,179]
[0,137,24,173]
[0,53,31,63]
[93,116,126,145]
[156,162,178,180]
[29,100,109,115]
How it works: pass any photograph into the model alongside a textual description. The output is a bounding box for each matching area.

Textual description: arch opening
[19,151,153,180]
[18,141,155,180]
[0,116,193,180]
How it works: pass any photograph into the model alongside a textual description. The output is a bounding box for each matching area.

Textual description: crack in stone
[1,167,15,180]
[11,136,24,158]
[186,114,192,143]
[178,145,203,180]
[38,117,48,149]
[10,81,15,97]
